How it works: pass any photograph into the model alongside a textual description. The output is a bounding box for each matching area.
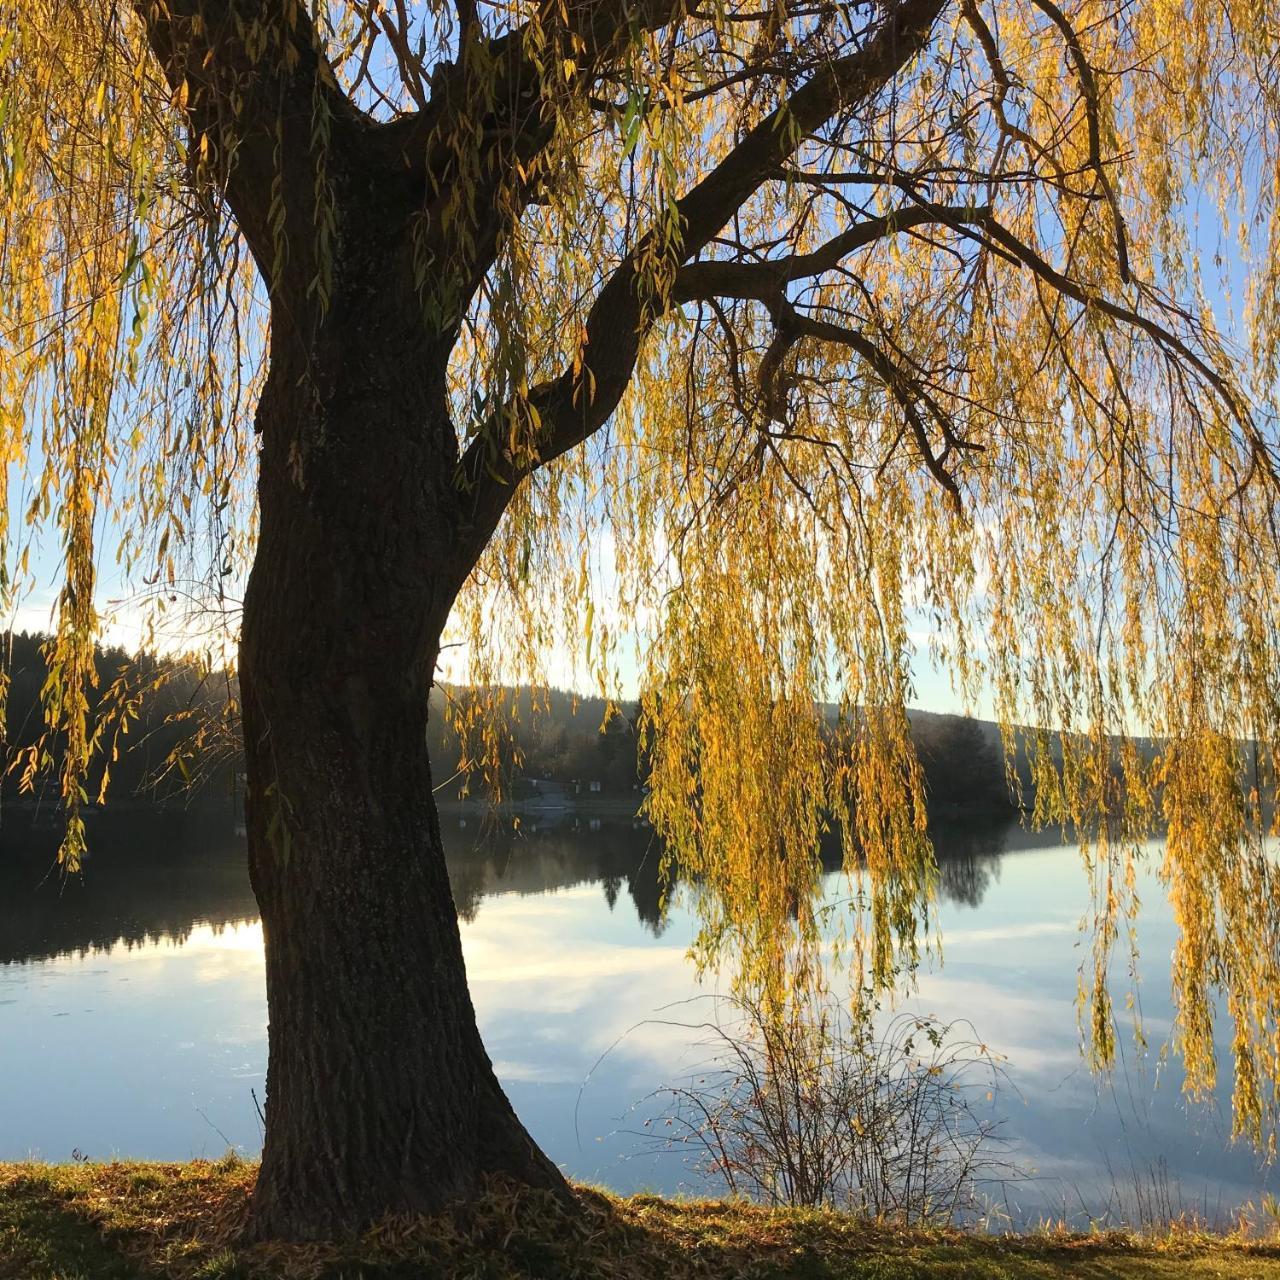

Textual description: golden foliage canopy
[2,0,1280,1143]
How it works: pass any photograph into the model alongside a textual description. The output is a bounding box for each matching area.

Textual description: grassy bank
[3,1160,1279,1280]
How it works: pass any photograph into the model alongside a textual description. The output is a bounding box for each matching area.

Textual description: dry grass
[3,1158,1280,1279]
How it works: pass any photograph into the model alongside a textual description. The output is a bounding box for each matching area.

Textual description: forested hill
[425,685,1017,814]
[0,632,1015,815]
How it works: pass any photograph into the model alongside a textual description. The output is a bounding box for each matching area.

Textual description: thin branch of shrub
[632,991,1023,1225]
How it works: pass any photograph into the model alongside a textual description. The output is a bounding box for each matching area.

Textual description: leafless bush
[645,993,1018,1224]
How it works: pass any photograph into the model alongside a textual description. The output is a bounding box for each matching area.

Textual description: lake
[0,807,1273,1227]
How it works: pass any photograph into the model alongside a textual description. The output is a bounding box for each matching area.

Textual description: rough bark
[238,289,566,1240]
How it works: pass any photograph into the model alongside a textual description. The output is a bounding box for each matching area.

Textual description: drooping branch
[1024,0,1131,284]
[671,205,993,305]
[973,216,1246,428]
[687,194,1263,502]
[670,225,990,506]
[772,304,968,508]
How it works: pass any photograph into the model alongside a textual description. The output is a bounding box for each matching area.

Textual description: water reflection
[0,808,1027,965]
[441,813,1023,937]
[447,819,669,935]
[0,806,1272,1225]
[0,810,258,965]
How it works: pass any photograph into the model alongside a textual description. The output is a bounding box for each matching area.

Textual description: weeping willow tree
[3,0,1280,1240]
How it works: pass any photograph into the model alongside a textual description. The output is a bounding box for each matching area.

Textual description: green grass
[3,1160,1280,1279]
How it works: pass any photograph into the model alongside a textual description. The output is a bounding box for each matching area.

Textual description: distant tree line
[1,633,1017,816]
[1,631,238,808]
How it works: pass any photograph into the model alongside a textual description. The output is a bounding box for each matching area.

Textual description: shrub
[648,992,1016,1224]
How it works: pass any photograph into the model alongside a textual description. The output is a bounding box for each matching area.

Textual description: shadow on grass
[5,1167,1280,1279]
[276,1187,1280,1280]
[0,1174,157,1280]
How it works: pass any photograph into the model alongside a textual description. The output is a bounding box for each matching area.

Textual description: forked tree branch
[377,0,694,299]
[132,0,368,278]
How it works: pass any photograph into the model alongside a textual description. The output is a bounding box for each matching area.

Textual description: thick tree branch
[455,0,950,550]
[132,0,368,282]
[379,0,693,302]
[383,0,692,183]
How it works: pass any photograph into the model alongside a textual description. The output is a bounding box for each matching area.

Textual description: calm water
[0,808,1273,1226]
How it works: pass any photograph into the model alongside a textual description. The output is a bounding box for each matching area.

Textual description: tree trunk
[238,313,566,1240]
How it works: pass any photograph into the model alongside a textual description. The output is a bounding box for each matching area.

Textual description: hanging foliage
[2,0,1279,1149]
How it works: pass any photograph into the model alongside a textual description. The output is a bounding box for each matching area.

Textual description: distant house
[588,780,602,793]
[523,778,568,811]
